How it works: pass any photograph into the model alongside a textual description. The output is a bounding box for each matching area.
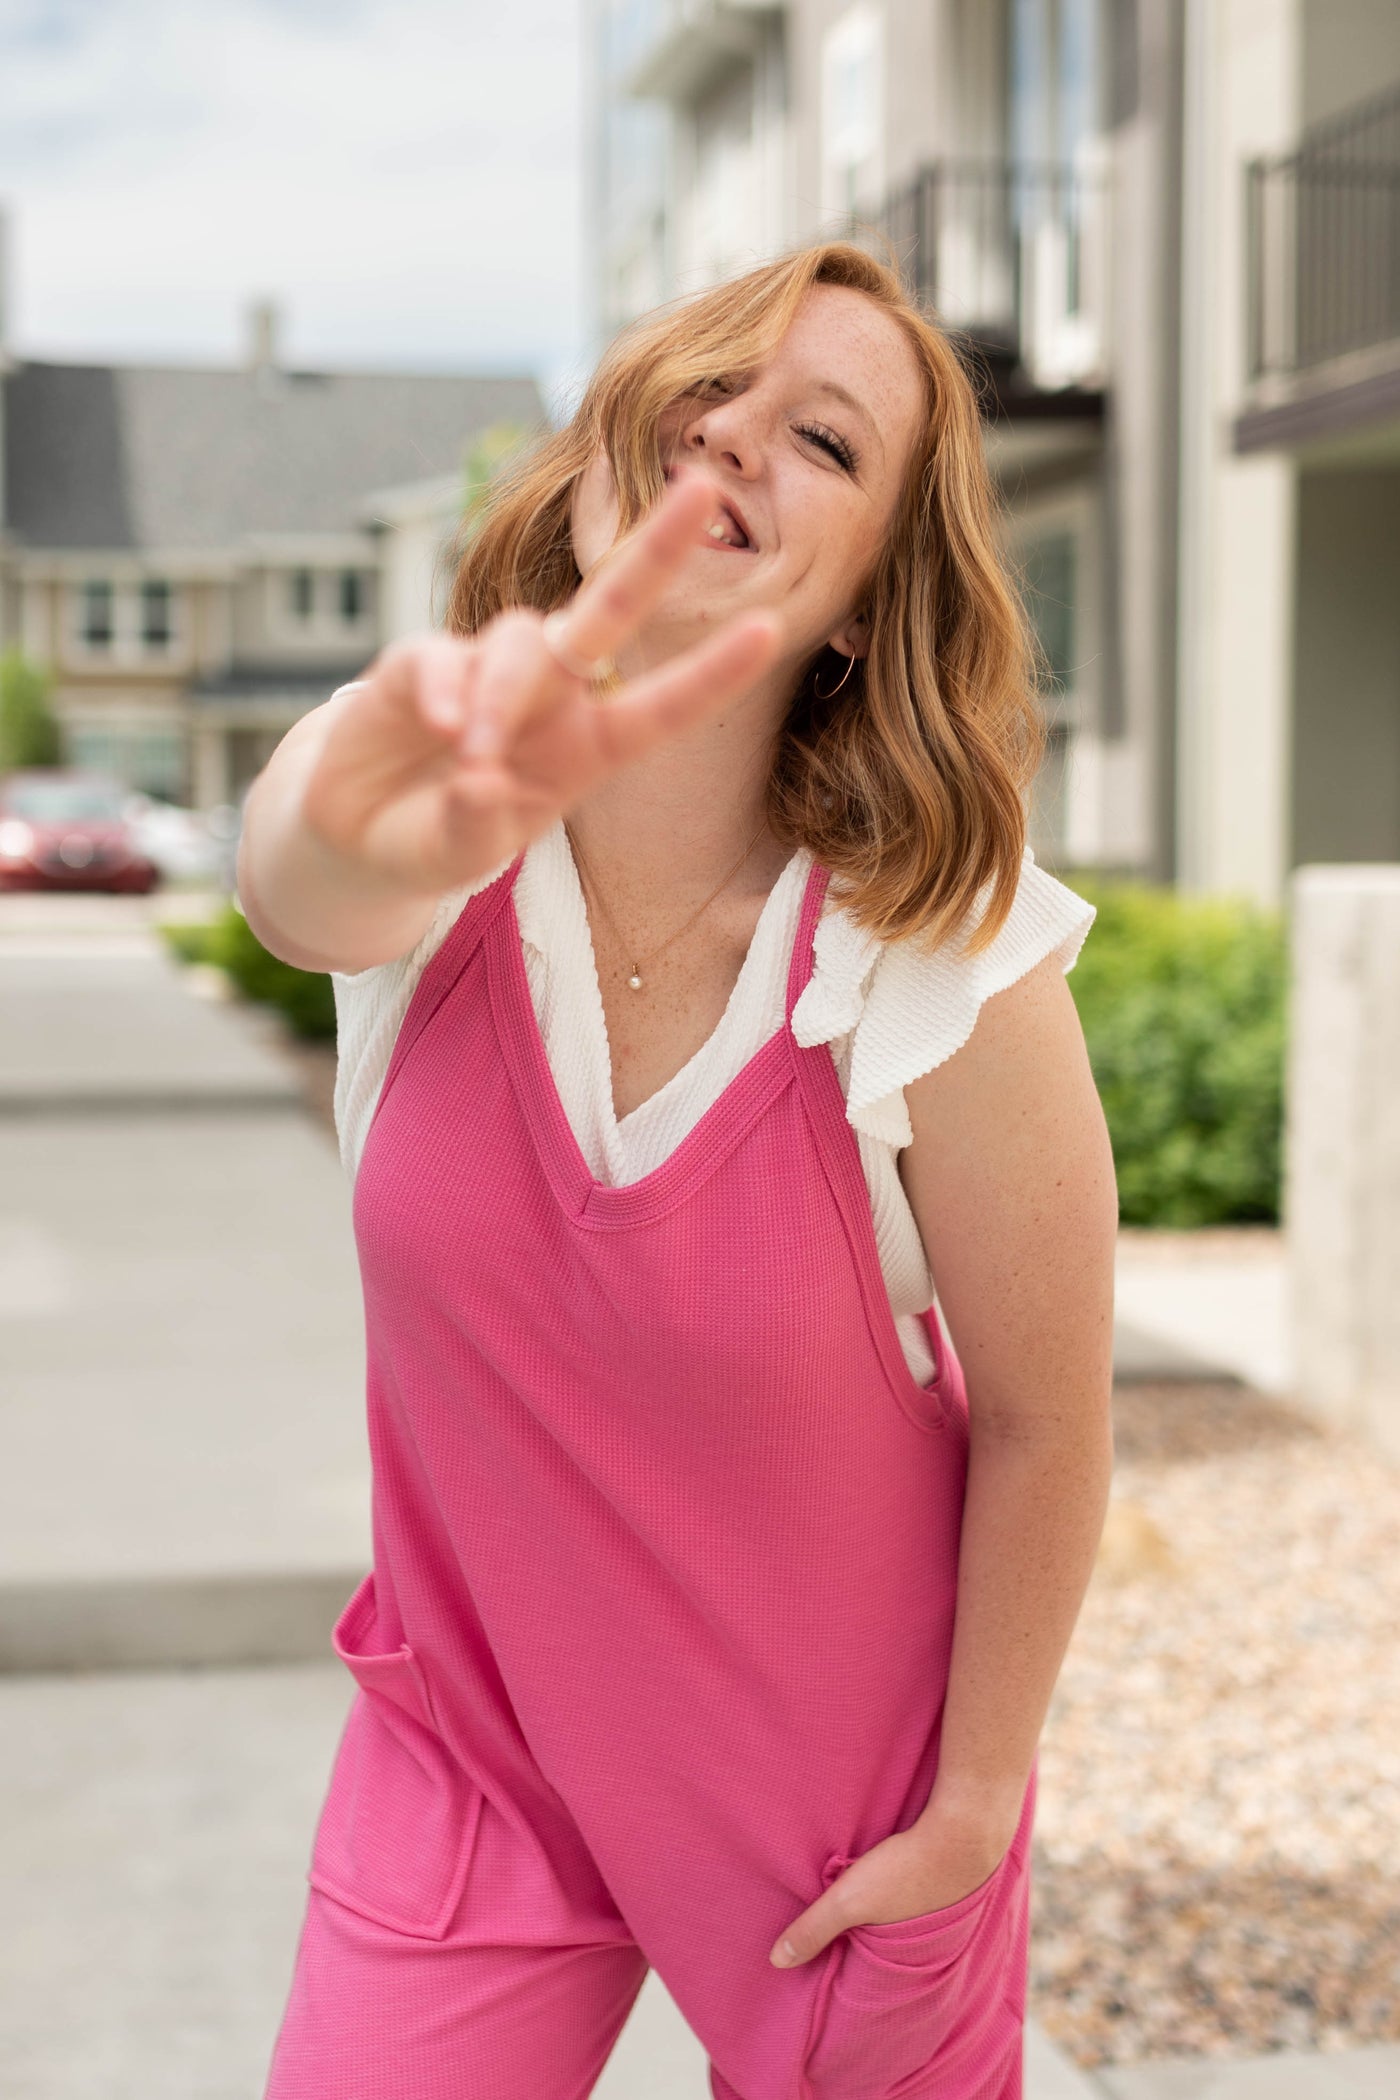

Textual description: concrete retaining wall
[1285,866,1400,1461]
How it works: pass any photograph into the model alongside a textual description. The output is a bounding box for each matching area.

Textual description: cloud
[0,0,586,396]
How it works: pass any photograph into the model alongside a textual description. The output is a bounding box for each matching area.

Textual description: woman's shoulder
[328,855,516,1002]
[794,844,1097,1148]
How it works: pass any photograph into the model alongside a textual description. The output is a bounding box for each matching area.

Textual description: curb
[1028,2020,1110,2097]
[0,1568,360,1672]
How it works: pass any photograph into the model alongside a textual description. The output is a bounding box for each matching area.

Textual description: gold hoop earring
[814,651,858,701]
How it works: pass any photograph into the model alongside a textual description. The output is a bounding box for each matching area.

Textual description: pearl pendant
[627,972,643,991]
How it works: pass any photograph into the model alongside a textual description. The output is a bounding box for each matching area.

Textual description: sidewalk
[1112,1228,1292,1398]
[0,897,372,1669]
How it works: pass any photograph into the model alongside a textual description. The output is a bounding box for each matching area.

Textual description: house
[591,0,1400,903]
[0,274,544,809]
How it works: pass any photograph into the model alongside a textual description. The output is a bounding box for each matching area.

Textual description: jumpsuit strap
[784,857,832,1026]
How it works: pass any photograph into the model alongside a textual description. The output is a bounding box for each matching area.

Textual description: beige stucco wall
[1287,865,1400,1461]
[1291,467,1400,864]
[1300,0,1400,127]
[1178,0,1400,906]
[229,563,377,666]
[1175,0,1301,906]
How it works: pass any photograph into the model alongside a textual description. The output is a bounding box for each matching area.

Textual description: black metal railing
[849,155,1111,390]
[1246,80,1400,381]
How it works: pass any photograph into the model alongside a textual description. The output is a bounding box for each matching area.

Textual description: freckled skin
[570,285,927,686]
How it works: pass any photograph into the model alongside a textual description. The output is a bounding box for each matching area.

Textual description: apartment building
[592,0,1400,902]
[0,280,543,809]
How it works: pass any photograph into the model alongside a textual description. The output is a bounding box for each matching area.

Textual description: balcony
[1238,79,1400,453]
[624,0,782,104]
[853,151,1113,411]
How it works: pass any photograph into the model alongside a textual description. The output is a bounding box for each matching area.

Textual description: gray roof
[188,664,366,702]
[3,359,545,553]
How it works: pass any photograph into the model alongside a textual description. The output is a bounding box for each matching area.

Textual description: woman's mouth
[661,462,756,551]
[700,498,754,551]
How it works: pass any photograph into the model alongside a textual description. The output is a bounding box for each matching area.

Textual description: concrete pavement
[1112,1254,1292,1397]
[1095,2047,1400,2097]
[0,895,371,1668]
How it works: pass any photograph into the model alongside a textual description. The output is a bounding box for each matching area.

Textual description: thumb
[769,1886,851,1970]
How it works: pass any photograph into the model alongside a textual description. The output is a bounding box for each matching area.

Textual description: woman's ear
[825,610,871,662]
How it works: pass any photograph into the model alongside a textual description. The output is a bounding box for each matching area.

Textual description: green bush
[1061,875,1287,1227]
[160,906,336,1040]
[0,650,62,769]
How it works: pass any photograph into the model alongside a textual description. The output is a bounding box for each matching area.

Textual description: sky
[0,0,589,414]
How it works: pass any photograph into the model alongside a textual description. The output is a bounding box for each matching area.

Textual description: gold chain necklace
[563,815,770,992]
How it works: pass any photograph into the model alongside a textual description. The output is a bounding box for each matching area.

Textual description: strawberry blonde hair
[445,241,1048,956]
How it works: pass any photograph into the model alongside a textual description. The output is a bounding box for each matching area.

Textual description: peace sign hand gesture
[240,469,784,973]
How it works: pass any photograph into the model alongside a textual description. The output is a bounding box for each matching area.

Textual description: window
[82,580,114,648]
[142,580,172,649]
[339,570,364,622]
[1020,529,1077,699]
[65,727,186,799]
[290,569,315,620]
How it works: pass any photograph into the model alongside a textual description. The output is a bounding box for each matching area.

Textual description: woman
[245,242,1117,2100]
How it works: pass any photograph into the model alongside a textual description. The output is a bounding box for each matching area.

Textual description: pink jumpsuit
[264,850,1037,2100]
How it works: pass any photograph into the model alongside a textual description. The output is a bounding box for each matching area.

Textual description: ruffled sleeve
[790,846,1097,1148]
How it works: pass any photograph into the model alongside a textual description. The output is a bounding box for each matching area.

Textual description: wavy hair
[445,242,1049,956]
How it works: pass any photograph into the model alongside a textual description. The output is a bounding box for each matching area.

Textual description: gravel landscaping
[1032,1377,1400,2070]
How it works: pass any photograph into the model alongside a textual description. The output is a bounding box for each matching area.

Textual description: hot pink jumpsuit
[264,850,1037,2100]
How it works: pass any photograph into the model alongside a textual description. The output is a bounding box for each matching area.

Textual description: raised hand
[300,468,783,901]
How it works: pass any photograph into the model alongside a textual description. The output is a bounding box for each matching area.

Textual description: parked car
[121,791,230,886]
[0,769,161,893]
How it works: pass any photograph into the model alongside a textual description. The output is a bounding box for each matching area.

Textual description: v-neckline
[543,818,809,1140]
[486,845,828,1227]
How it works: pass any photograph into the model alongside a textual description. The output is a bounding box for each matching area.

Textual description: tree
[461,421,532,538]
[0,650,63,769]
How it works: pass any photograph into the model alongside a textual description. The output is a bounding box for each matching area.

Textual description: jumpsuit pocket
[803,1840,1026,2100]
[307,1570,483,1941]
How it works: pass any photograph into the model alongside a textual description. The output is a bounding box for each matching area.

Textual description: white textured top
[331,816,1096,1384]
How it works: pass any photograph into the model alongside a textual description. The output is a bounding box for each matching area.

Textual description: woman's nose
[684,405,757,477]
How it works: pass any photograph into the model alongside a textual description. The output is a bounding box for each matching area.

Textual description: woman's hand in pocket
[769,1799,1020,1969]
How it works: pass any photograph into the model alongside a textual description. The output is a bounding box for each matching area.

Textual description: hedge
[1060,875,1287,1227]
[163,876,1288,1226]
[161,905,336,1040]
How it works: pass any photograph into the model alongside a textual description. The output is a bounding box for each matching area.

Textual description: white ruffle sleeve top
[331,812,1096,1387]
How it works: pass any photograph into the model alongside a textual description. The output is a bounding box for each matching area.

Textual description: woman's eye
[796,422,857,473]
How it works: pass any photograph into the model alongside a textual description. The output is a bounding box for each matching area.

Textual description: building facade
[591,0,1400,903]
[0,287,543,810]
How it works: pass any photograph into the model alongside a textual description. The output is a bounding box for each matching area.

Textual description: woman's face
[570,283,927,676]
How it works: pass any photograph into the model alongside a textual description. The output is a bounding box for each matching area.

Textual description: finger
[590,609,784,770]
[462,611,563,761]
[556,465,725,668]
[769,1889,850,1969]
[370,633,478,741]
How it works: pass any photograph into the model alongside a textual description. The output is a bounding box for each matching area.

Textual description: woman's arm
[769,949,1116,1965]
[236,677,452,974]
[900,950,1117,1843]
[235,469,782,978]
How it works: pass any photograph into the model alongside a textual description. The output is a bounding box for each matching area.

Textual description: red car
[0,769,161,894]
